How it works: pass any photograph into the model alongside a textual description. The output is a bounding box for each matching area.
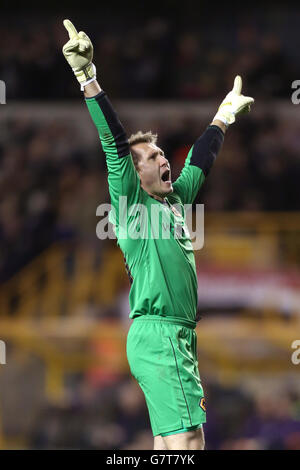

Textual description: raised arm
[62,19,140,215]
[173,76,254,205]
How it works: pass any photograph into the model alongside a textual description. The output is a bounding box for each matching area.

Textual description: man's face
[132,142,173,199]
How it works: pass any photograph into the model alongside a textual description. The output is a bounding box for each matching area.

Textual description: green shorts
[126,316,206,436]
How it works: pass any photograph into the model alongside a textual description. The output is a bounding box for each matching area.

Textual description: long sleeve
[172,125,224,205]
[85,91,140,214]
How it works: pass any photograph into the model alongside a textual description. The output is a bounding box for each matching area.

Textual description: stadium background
[0,2,300,450]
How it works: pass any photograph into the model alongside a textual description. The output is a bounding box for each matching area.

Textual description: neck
[142,186,165,202]
[150,193,165,202]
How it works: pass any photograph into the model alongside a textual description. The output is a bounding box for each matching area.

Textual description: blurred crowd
[1,4,300,282]
[0,114,107,282]
[27,374,300,450]
[0,5,298,100]
[1,106,300,282]
[1,4,300,451]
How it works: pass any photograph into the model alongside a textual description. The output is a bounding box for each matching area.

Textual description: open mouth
[161,168,171,183]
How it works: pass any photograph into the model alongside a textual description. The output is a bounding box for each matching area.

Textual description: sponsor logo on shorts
[199,397,206,411]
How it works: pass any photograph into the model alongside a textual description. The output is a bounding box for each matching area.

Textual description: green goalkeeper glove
[213,76,254,126]
[62,19,96,91]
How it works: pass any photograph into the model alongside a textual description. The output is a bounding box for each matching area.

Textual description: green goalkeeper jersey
[86,91,224,325]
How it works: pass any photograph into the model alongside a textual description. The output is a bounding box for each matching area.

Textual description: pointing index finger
[232,75,242,95]
[63,19,79,39]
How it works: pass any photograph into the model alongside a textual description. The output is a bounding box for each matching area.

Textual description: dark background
[0,1,300,451]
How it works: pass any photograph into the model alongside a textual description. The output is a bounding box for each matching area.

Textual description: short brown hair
[128,131,158,170]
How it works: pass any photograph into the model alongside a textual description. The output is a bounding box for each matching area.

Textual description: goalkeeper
[62,20,254,450]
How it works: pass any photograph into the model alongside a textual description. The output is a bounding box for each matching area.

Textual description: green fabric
[172,145,206,205]
[86,95,205,323]
[127,317,206,436]
[160,424,202,437]
[85,96,140,221]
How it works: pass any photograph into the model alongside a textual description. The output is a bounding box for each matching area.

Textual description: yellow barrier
[0,212,299,405]
[0,242,128,318]
[1,212,300,319]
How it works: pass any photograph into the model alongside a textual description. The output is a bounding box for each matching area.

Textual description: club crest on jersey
[199,398,206,411]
